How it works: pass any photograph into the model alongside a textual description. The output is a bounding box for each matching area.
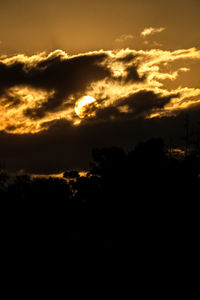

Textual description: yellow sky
[0,0,199,55]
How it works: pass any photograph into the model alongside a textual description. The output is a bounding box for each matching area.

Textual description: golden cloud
[115,34,135,43]
[0,47,200,134]
[141,27,166,38]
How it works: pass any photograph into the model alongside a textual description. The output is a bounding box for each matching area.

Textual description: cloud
[0,47,200,135]
[141,27,165,38]
[91,90,178,122]
[0,51,110,114]
[0,50,111,132]
[1,105,200,175]
[115,34,134,43]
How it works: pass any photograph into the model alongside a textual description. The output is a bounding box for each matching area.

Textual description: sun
[75,95,96,118]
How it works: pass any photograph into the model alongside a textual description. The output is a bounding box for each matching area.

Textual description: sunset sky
[0,0,200,174]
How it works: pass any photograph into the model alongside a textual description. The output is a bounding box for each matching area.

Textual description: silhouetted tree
[1,137,199,254]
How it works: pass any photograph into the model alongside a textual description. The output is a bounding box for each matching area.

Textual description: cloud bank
[0,47,200,135]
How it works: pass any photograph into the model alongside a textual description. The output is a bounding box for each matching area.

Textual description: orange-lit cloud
[115,34,134,43]
[0,47,200,134]
[141,27,166,38]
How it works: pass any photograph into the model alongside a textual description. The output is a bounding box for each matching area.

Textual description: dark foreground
[0,138,199,271]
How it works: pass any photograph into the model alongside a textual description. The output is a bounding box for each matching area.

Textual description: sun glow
[75,95,96,118]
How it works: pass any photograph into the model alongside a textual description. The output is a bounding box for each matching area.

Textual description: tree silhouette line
[0,137,199,255]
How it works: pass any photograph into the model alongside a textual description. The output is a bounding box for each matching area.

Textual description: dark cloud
[116,53,137,63]
[1,48,199,129]
[0,62,27,96]
[124,64,145,82]
[0,91,21,108]
[92,90,178,121]
[1,105,199,175]
[0,52,111,119]
[114,54,144,83]
[122,90,178,116]
[113,63,144,83]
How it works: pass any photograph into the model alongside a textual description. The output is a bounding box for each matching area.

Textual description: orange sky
[0,0,200,174]
[0,0,199,55]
